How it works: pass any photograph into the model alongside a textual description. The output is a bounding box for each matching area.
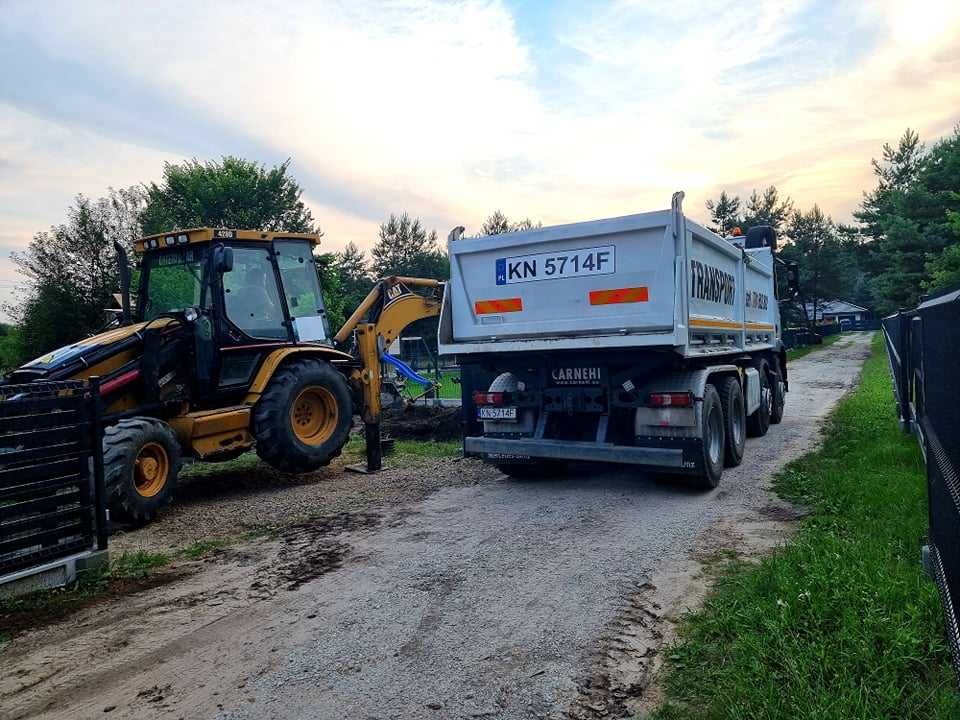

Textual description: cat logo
[384,281,411,305]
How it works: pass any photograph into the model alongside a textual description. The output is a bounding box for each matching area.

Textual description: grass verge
[0,550,172,643]
[652,334,960,720]
[785,331,844,361]
[401,369,461,400]
[342,435,460,461]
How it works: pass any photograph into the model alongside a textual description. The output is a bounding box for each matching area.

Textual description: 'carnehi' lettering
[689,259,736,305]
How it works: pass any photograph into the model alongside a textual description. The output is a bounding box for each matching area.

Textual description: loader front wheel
[103,418,181,526]
[253,359,352,473]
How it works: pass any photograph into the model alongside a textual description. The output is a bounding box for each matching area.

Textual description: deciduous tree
[8,188,144,360]
[141,157,316,234]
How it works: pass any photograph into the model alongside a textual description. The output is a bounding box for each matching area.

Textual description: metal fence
[882,287,960,682]
[0,379,107,588]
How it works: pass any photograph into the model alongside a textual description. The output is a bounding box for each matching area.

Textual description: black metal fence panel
[0,380,107,578]
[883,288,960,682]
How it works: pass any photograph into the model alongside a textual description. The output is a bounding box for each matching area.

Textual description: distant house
[804,299,871,324]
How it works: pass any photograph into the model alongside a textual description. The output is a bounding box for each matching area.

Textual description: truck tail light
[473,391,505,406]
[648,392,692,408]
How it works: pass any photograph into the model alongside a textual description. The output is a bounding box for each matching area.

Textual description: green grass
[400,368,461,400]
[179,452,261,480]
[178,538,228,559]
[652,334,960,720]
[0,550,171,641]
[786,331,844,361]
[342,435,460,461]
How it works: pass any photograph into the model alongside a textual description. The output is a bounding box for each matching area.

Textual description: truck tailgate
[448,211,678,343]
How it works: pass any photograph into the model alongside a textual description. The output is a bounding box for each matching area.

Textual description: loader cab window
[275,240,329,342]
[222,246,288,340]
[142,247,205,320]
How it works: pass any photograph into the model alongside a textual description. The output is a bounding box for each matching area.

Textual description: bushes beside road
[653,334,960,719]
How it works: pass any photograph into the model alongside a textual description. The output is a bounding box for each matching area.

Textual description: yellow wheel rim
[290,386,339,446]
[134,442,169,498]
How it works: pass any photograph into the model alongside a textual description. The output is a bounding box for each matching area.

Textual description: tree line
[705,126,960,318]
[3,125,958,368]
[0,156,534,366]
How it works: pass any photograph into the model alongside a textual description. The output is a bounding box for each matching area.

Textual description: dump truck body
[439,193,789,486]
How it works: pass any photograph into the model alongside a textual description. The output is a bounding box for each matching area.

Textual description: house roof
[804,299,870,316]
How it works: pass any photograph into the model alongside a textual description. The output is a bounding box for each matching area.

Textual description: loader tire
[103,418,181,526]
[253,359,352,473]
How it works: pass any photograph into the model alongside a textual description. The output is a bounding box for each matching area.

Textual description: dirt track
[0,334,873,720]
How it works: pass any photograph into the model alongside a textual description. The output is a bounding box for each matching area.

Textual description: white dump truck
[438,192,797,487]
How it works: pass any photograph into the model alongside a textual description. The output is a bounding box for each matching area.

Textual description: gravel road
[0,333,873,720]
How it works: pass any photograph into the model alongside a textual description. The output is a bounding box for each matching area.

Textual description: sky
[1,0,959,316]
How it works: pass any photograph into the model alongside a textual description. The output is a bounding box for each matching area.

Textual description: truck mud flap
[464,436,685,468]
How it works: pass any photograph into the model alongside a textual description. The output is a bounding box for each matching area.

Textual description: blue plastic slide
[381,352,434,386]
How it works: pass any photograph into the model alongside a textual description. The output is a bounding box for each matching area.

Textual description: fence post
[88,377,109,552]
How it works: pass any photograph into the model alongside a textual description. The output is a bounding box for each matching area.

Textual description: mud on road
[0,334,874,720]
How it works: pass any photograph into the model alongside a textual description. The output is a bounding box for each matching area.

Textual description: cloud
[0,0,957,326]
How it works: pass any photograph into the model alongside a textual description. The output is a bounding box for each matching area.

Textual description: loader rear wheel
[253,359,352,473]
[103,418,181,525]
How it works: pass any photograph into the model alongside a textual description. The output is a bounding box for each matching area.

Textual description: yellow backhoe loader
[4,228,443,524]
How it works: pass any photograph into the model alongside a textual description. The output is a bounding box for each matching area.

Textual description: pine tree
[855,127,960,313]
[742,186,793,232]
[705,191,742,234]
[335,241,374,312]
[781,206,852,321]
[370,213,448,279]
[480,211,541,235]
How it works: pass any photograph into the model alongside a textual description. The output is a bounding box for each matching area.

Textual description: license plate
[495,245,615,285]
[478,406,517,421]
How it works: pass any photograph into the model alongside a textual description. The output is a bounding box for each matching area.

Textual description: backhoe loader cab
[136,228,333,346]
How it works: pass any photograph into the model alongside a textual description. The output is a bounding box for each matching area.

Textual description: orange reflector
[589,287,649,305]
[475,297,523,314]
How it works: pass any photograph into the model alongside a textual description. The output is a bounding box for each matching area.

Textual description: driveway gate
[883,288,960,682]
[0,379,107,592]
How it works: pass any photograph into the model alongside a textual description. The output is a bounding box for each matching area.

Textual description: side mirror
[213,245,234,273]
[786,261,801,296]
[745,225,777,251]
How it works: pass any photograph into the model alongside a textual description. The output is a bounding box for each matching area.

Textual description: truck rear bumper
[464,436,685,468]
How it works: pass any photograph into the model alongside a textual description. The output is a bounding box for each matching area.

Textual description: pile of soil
[382,405,462,441]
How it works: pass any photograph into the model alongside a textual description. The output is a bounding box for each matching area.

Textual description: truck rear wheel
[718,376,746,467]
[770,368,786,425]
[253,359,352,473]
[747,364,772,437]
[696,384,725,489]
[103,418,181,525]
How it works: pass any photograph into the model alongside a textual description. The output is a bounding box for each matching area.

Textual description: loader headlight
[183,307,198,322]
[177,234,188,244]
[165,235,176,246]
